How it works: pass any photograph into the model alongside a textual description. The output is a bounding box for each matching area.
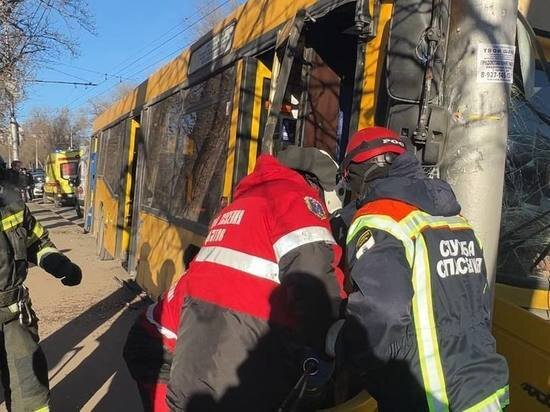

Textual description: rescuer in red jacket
[125,147,345,412]
[123,245,199,412]
[166,147,345,411]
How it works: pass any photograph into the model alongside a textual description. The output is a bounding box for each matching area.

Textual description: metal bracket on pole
[261,10,306,155]
[413,0,444,148]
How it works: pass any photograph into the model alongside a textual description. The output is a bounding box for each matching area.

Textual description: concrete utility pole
[440,0,518,304]
[35,139,39,169]
[9,112,20,162]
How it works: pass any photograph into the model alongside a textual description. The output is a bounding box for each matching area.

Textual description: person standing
[123,245,200,412]
[0,155,82,411]
[167,147,346,411]
[24,169,34,201]
[332,127,509,411]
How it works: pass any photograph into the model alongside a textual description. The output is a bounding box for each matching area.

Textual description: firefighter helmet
[277,146,338,191]
[340,127,407,198]
[341,126,406,176]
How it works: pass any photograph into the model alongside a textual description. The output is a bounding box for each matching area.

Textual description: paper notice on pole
[477,44,516,83]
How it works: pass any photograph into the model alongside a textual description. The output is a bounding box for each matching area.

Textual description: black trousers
[0,315,49,412]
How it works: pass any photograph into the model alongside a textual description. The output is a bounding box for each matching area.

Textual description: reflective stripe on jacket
[345,198,509,412]
[0,183,60,295]
[167,155,346,411]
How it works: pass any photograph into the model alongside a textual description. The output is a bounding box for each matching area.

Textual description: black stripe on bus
[497,273,550,291]
[533,27,550,39]
[232,57,258,188]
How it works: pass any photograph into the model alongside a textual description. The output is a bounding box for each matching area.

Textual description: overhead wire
[54,63,135,82]
[46,67,91,83]
[107,0,222,73]
[109,0,232,77]
[67,0,233,111]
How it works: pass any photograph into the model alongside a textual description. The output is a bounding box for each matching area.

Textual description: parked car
[31,169,45,197]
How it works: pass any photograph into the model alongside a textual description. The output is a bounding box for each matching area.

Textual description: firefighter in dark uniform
[0,155,82,411]
[330,127,509,411]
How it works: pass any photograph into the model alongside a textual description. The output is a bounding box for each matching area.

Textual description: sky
[19,0,232,123]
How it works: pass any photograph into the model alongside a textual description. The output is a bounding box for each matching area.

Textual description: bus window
[142,66,236,226]
[96,121,126,196]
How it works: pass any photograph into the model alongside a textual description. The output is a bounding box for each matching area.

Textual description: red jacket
[167,155,345,411]
[125,155,345,412]
[184,154,345,326]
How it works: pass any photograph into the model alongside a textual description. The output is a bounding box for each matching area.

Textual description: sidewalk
[0,201,144,411]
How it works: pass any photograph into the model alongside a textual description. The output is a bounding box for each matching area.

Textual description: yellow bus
[90,0,549,410]
[44,149,80,206]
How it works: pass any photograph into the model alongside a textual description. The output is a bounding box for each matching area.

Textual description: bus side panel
[135,211,204,299]
[493,297,550,411]
[94,177,119,259]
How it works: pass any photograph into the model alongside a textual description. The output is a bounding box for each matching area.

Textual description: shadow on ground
[44,284,146,411]
[0,284,147,411]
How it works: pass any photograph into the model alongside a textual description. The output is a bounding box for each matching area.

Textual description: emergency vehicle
[44,149,80,206]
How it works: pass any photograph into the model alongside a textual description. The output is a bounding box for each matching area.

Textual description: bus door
[261,2,366,162]
[116,118,139,268]
[127,116,147,276]
[228,57,273,190]
[84,144,96,233]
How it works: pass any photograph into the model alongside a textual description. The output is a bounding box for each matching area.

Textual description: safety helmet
[340,126,406,178]
[277,146,342,213]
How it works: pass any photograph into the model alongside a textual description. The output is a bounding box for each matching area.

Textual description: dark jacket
[343,153,509,411]
[0,181,74,320]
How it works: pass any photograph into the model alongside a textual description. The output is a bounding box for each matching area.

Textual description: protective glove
[59,261,82,286]
[41,252,82,286]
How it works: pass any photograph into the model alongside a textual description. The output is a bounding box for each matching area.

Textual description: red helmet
[341,126,406,176]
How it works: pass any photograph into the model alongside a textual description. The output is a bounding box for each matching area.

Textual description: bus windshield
[60,162,79,180]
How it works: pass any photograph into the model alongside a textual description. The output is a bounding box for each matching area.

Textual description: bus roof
[93,0,327,132]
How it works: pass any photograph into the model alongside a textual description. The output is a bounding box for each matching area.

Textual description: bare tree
[193,0,242,37]
[16,106,89,167]
[0,0,95,136]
